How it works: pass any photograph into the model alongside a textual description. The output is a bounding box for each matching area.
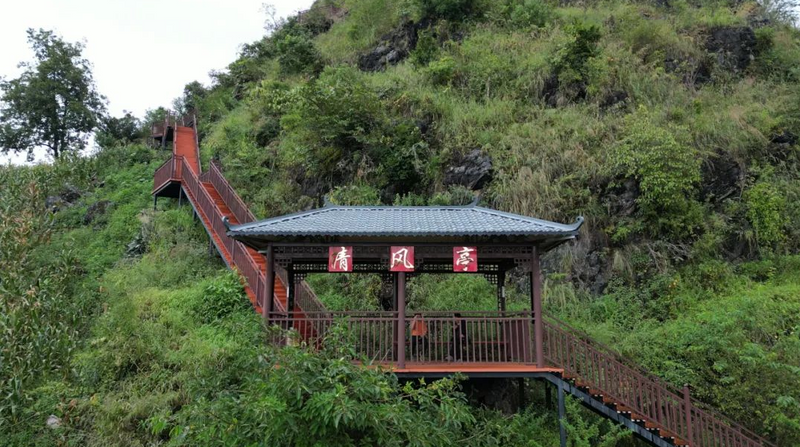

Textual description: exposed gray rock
[600,90,629,110]
[700,151,744,204]
[84,200,114,225]
[706,26,757,73]
[46,415,61,429]
[358,19,431,72]
[60,184,82,203]
[599,178,639,218]
[45,196,66,213]
[45,184,83,212]
[125,231,147,258]
[444,149,493,190]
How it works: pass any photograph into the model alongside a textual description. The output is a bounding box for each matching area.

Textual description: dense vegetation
[2,0,800,445]
[0,148,631,446]
[188,0,800,441]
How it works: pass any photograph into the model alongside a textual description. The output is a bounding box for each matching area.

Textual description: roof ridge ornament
[322,195,333,207]
[222,215,231,231]
[467,194,480,207]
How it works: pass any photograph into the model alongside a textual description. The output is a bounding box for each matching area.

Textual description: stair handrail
[543,313,774,446]
[193,111,201,173]
[204,159,330,317]
[206,159,255,224]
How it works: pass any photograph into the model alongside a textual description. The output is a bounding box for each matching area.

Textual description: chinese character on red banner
[389,246,415,272]
[328,246,353,272]
[453,246,477,272]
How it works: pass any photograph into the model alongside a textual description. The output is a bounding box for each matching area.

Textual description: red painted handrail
[543,317,774,446]
[206,160,255,224]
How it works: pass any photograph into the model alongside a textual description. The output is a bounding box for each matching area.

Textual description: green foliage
[305,273,384,311]
[425,55,457,85]
[190,272,249,323]
[329,183,382,205]
[414,0,484,21]
[411,29,440,67]
[276,31,323,76]
[507,0,553,29]
[551,21,602,95]
[610,107,702,238]
[281,67,383,182]
[95,112,142,149]
[744,177,787,248]
[407,275,496,311]
[0,29,106,160]
[7,0,800,443]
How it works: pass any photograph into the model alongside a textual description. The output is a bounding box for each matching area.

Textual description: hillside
[2,0,800,445]
[190,0,800,440]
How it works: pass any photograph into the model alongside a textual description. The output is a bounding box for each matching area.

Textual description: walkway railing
[206,160,255,224]
[543,316,774,447]
[153,155,182,193]
[178,156,285,312]
[205,159,328,315]
[269,311,536,366]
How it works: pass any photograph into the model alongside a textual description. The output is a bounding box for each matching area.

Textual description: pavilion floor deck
[369,361,563,377]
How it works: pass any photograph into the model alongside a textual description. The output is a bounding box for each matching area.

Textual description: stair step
[644,421,660,430]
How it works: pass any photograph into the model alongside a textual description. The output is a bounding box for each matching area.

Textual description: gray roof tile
[227,205,583,238]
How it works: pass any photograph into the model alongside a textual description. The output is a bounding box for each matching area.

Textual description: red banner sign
[389,246,415,272]
[328,246,353,272]
[453,246,477,272]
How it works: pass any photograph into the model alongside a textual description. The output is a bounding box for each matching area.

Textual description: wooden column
[397,272,407,369]
[531,246,544,368]
[263,245,274,322]
[497,270,506,311]
[558,382,567,447]
[684,384,693,446]
[287,264,295,329]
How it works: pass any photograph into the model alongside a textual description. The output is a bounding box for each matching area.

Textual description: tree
[95,111,141,149]
[0,29,106,160]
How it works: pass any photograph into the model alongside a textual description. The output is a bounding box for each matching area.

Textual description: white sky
[0,0,314,164]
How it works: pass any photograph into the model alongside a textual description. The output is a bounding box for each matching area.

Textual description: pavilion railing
[542,316,774,447]
[268,311,398,363]
[269,311,535,366]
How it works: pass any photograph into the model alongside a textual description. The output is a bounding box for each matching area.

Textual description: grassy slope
[2,0,799,444]
[1,148,632,447]
[189,0,800,443]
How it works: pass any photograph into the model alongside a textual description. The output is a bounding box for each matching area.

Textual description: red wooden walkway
[152,123,774,447]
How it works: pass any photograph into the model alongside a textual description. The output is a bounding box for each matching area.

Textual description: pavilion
[226,202,583,375]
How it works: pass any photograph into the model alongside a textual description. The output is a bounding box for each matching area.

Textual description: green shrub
[328,183,382,205]
[551,21,602,93]
[610,107,702,238]
[425,56,457,85]
[410,29,440,67]
[744,179,787,248]
[508,0,552,28]
[276,32,323,76]
[414,0,484,21]
[192,273,249,323]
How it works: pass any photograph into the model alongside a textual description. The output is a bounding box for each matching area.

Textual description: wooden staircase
[152,121,773,447]
[152,122,324,320]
